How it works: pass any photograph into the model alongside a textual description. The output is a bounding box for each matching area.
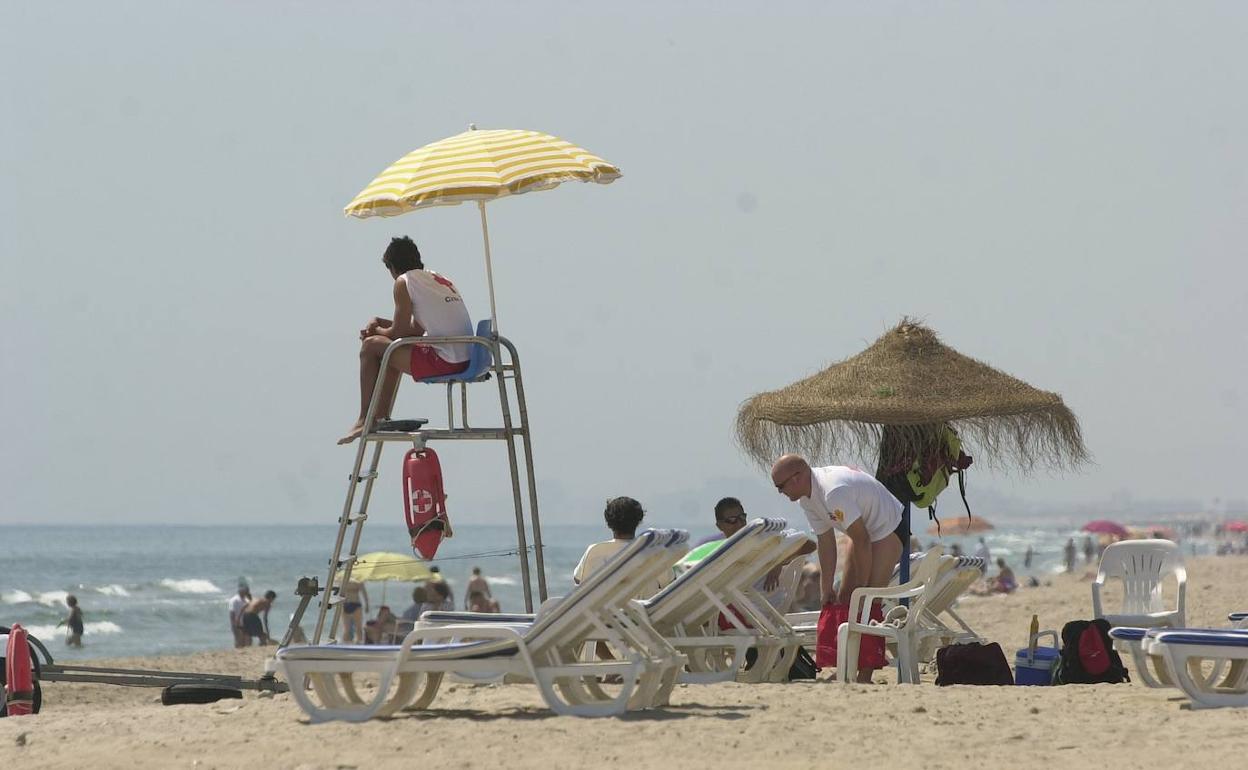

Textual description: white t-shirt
[573,539,672,599]
[401,269,473,362]
[799,465,903,542]
[228,594,247,623]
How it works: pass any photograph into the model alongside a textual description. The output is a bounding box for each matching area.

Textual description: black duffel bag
[935,641,1014,685]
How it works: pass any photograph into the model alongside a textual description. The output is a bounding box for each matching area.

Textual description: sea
[0,522,1219,661]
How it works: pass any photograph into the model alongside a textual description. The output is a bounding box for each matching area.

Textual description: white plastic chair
[836,546,948,684]
[1092,539,1186,629]
[787,551,984,664]
[275,529,689,721]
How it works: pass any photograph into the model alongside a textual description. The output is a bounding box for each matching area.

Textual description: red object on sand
[1225,521,1248,533]
[815,601,887,670]
[1081,520,1129,538]
[403,447,451,559]
[4,624,34,717]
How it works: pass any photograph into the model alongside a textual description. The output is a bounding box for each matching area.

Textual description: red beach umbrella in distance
[1225,520,1248,533]
[1082,520,1129,538]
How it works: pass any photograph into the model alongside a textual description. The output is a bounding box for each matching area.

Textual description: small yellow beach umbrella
[344,125,621,331]
[335,551,433,584]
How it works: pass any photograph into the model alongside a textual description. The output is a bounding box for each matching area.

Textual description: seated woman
[467,590,500,613]
[364,605,397,644]
[993,558,1017,594]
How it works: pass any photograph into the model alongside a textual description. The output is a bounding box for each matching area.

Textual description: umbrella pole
[900,501,912,585]
[477,201,499,335]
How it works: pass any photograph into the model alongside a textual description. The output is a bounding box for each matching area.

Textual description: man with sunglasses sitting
[712,497,815,609]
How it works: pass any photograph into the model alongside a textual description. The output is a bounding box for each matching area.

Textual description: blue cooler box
[1014,630,1059,685]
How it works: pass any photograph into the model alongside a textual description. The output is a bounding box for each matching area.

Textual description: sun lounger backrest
[645,518,784,627]
[557,528,688,643]
[897,546,951,621]
[522,529,671,650]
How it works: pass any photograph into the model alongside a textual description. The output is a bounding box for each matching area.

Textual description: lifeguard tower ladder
[283,323,547,645]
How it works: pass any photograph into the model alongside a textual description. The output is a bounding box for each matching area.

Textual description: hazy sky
[3,2,1246,529]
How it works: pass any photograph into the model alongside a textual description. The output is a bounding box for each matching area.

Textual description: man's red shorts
[409,346,469,381]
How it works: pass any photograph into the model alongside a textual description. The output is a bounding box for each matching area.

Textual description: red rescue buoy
[4,624,35,717]
[403,447,452,559]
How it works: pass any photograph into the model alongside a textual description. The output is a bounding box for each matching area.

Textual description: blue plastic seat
[419,319,494,384]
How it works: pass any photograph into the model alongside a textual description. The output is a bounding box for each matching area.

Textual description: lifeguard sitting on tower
[338,236,473,445]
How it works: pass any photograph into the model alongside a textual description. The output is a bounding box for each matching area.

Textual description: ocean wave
[22,621,123,640]
[95,584,131,597]
[38,590,70,607]
[1,589,34,604]
[159,578,222,594]
[486,576,519,586]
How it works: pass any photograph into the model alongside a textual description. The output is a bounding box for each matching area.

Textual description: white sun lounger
[275,529,689,721]
[1146,628,1248,708]
[414,528,691,687]
[646,522,810,684]
[1110,611,1248,690]
[418,519,809,686]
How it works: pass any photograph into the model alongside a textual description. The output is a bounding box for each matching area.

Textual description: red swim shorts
[409,346,470,381]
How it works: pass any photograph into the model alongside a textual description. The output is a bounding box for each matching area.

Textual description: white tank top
[401,270,473,362]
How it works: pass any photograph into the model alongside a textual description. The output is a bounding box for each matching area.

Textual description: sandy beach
[3,555,1245,770]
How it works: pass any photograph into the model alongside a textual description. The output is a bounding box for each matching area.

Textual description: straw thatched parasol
[736,319,1088,472]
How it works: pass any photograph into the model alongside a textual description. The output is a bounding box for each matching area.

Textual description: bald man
[771,454,904,681]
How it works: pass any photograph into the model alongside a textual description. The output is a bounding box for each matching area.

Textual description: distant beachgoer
[365,605,396,644]
[340,580,369,644]
[910,536,923,553]
[1083,535,1095,565]
[950,543,963,558]
[62,595,84,647]
[974,537,991,564]
[993,558,1017,594]
[1064,538,1077,572]
[428,566,454,607]
[771,455,903,683]
[339,236,473,445]
[465,566,492,610]
[228,585,250,648]
[420,580,453,615]
[795,563,822,612]
[1023,545,1034,569]
[241,590,277,646]
[467,590,498,613]
[400,585,429,624]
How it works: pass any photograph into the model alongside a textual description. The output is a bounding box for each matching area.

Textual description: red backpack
[1053,619,1129,684]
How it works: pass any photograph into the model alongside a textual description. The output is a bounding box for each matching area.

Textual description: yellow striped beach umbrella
[344,125,621,331]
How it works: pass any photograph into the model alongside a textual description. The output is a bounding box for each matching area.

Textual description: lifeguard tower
[280,126,620,645]
[282,327,546,645]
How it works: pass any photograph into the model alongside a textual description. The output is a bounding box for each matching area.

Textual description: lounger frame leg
[1160,643,1248,709]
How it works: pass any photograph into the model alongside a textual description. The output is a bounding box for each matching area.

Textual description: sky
[3,2,1247,530]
